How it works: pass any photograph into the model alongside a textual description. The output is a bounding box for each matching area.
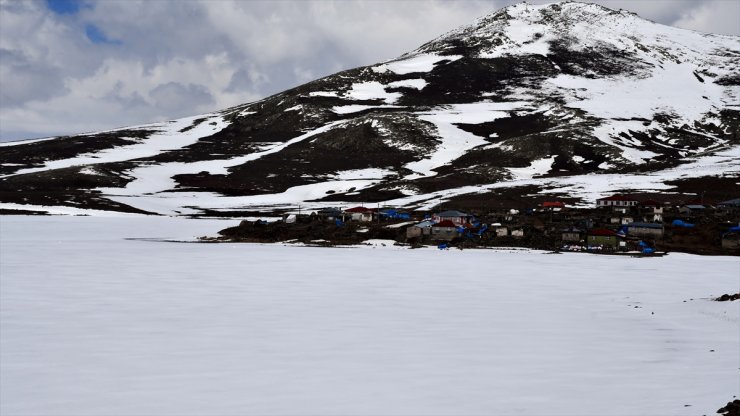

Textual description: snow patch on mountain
[308,91,340,97]
[345,81,402,104]
[405,102,529,179]
[387,79,428,90]
[372,53,462,75]
[508,156,556,180]
[4,114,229,178]
[332,105,403,114]
[331,168,394,180]
[548,62,724,122]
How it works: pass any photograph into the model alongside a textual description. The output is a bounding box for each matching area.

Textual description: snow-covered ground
[1,215,738,416]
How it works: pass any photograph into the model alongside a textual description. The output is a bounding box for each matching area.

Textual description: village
[215,194,740,255]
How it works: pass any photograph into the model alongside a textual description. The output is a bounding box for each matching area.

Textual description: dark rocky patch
[715,293,740,302]
[547,37,651,78]
[664,176,740,202]
[455,112,559,142]
[0,163,150,214]
[718,399,740,416]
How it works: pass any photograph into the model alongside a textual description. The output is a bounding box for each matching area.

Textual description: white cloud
[672,0,740,36]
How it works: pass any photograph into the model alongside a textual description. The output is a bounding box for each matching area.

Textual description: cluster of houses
[567,195,740,251]
[298,194,740,252]
[405,210,524,242]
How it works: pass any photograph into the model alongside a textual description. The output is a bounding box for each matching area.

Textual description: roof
[543,201,565,208]
[412,220,434,228]
[639,200,661,206]
[597,195,637,201]
[719,198,740,207]
[317,208,342,214]
[588,228,619,237]
[433,220,458,228]
[435,210,469,217]
[344,206,373,213]
[683,204,706,209]
[627,222,663,229]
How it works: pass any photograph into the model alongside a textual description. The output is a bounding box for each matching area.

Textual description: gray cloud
[1,0,737,141]
[0,48,67,107]
[149,82,215,116]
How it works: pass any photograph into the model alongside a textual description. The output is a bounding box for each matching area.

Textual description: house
[640,200,664,213]
[586,228,621,249]
[626,222,664,239]
[596,195,639,209]
[493,226,508,237]
[722,231,740,250]
[678,205,706,216]
[561,227,583,242]
[432,210,471,226]
[316,207,344,221]
[406,221,434,240]
[431,220,461,241]
[344,206,374,222]
[717,198,740,214]
[639,200,664,221]
[722,231,740,249]
[542,201,565,211]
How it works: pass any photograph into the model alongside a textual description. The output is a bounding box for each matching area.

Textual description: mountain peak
[412,0,737,78]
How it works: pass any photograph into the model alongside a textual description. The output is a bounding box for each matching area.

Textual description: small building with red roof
[344,206,374,222]
[586,228,623,249]
[431,210,472,226]
[542,201,566,210]
[596,195,639,208]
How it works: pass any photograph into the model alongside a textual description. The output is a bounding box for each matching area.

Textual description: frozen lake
[1,215,738,415]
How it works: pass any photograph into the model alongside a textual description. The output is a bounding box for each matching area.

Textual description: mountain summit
[1,2,739,216]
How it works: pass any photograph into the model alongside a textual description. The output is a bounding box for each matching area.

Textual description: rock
[715,293,740,302]
[717,399,740,416]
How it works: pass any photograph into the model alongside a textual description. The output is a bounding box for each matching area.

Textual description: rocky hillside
[1,2,739,216]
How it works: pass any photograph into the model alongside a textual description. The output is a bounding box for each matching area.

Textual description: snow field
[0,216,738,416]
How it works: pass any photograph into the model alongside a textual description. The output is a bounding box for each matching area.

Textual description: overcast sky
[1,0,738,141]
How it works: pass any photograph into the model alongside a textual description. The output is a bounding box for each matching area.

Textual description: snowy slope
[1,1,738,215]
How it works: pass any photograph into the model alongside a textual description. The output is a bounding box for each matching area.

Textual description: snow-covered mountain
[2,2,739,216]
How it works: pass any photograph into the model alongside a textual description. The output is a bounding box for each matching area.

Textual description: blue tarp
[672,219,695,228]
[438,243,449,250]
[380,210,411,220]
[642,247,655,254]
